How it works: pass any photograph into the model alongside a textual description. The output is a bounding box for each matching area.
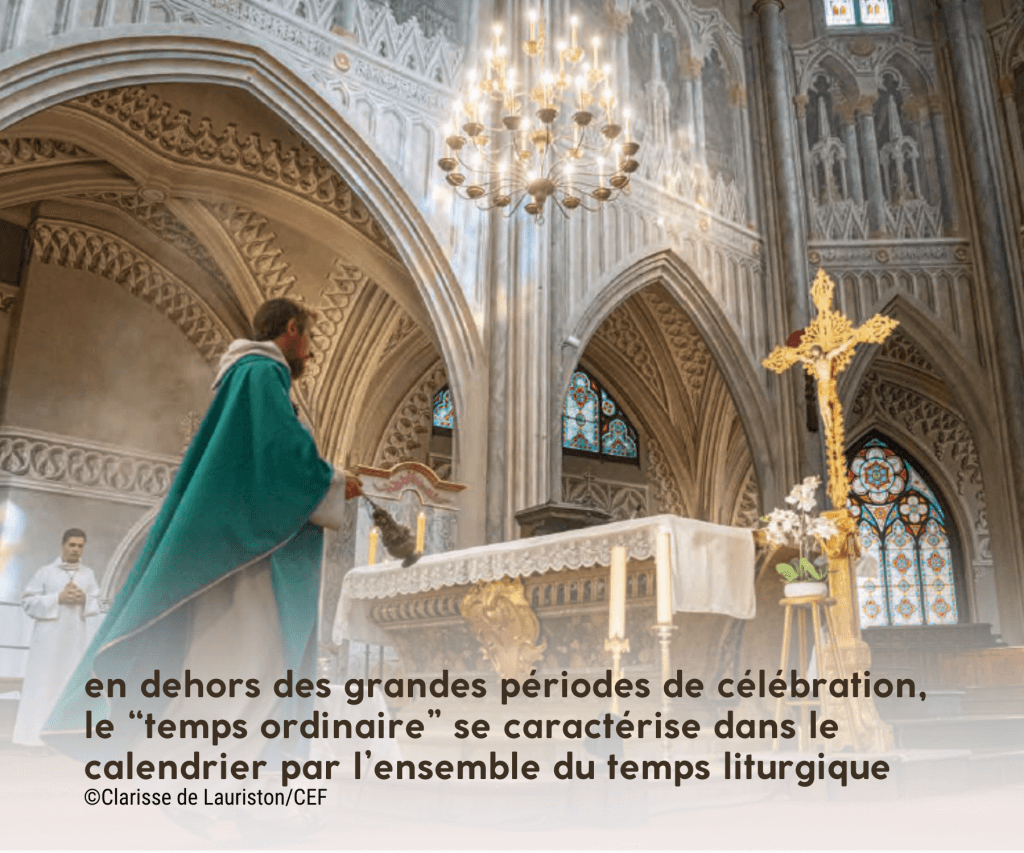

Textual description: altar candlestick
[416,511,426,553]
[656,530,672,624]
[609,545,627,639]
[368,526,379,566]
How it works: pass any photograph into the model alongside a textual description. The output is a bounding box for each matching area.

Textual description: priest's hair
[62,528,86,543]
[251,298,311,341]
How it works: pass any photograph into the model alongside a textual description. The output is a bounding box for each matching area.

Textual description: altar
[333,515,756,685]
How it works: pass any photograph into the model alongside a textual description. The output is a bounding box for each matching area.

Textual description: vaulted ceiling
[0,82,444,463]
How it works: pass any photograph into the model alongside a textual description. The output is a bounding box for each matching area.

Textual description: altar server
[13,529,100,747]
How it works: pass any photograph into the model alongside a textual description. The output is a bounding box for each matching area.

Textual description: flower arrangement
[761,476,839,584]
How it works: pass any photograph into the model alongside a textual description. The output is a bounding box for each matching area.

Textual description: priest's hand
[58,583,86,606]
[344,475,364,500]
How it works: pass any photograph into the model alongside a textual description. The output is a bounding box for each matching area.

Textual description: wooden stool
[773,594,849,752]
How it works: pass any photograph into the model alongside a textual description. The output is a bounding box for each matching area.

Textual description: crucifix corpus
[763,268,899,509]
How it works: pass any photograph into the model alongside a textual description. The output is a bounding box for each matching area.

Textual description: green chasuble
[43,350,333,756]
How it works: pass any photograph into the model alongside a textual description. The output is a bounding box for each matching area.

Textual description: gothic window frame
[823,0,894,29]
[431,385,454,437]
[562,366,640,465]
[847,431,967,629]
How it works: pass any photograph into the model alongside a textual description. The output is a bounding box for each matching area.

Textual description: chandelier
[437,10,639,218]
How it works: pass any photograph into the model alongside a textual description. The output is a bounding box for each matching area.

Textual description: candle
[624,107,632,142]
[529,9,538,42]
[368,526,379,566]
[570,15,579,50]
[416,511,426,553]
[609,545,627,639]
[592,36,600,69]
[656,530,672,625]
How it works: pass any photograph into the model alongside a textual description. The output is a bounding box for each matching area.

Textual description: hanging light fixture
[437,9,639,218]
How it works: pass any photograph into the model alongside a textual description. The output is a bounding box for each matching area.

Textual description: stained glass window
[563,368,639,463]
[858,0,892,24]
[432,386,454,434]
[847,437,959,628]
[825,1,855,25]
[824,0,891,25]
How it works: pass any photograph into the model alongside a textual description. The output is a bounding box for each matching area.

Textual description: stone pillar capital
[606,10,631,33]
[683,57,704,79]
[835,98,857,125]
[793,93,808,115]
[730,85,748,107]
[999,77,1015,97]
[902,95,927,120]
[856,95,877,116]
[753,0,785,13]
[927,93,944,113]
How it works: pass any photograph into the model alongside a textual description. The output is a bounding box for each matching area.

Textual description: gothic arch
[875,46,936,94]
[995,6,1024,78]
[100,504,160,602]
[0,30,484,439]
[839,294,995,443]
[563,247,779,503]
[795,47,861,96]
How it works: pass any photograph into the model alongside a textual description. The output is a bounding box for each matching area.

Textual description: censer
[362,496,420,567]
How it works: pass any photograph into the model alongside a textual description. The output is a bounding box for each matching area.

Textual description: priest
[43,298,361,757]
[13,529,100,747]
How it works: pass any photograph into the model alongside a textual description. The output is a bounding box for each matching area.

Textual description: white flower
[764,508,800,545]
[807,516,839,541]
[785,475,821,513]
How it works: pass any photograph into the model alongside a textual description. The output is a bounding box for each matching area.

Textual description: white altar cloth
[334,515,756,645]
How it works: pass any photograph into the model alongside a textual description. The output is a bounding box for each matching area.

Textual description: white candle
[609,546,627,639]
[656,530,672,624]
[416,511,426,553]
[368,526,379,566]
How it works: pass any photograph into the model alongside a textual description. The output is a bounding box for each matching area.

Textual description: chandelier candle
[438,8,640,217]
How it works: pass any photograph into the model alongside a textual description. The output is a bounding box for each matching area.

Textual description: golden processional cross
[763,268,899,509]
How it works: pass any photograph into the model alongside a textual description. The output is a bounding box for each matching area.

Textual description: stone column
[732,84,756,225]
[939,0,1024,640]
[794,94,816,213]
[484,209,511,544]
[998,77,1024,219]
[754,0,817,496]
[855,95,886,236]
[94,0,114,27]
[687,58,707,160]
[733,84,758,227]
[906,96,939,203]
[0,0,29,51]
[52,0,78,34]
[927,95,958,233]
[607,5,632,110]
[837,102,864,205]
[753,0,809,325]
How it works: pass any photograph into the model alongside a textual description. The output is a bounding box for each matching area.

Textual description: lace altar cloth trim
[335,515,756,643]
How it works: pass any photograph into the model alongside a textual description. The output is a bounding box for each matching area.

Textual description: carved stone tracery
[30,220,230,362]
[78,191,228,289]
[0,427,179,506]
[207,202,297,299]
[69,87,398,257]
[0,138,96,170]
[374,360,447,468]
